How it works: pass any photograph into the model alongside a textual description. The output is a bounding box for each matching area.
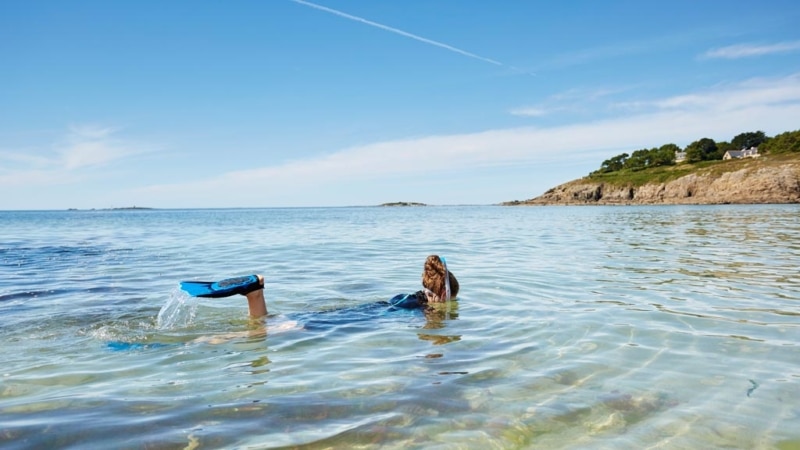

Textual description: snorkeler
[184,255,459,318]
[109,255,460,350]
[383,254,460,311]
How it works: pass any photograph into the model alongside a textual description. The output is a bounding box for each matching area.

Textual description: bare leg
[244,274,267,318]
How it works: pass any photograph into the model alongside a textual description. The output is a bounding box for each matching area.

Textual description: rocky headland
[505,155,800,206]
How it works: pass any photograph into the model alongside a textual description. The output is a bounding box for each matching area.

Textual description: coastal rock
[513,162,800,205]
[379,202,427,207]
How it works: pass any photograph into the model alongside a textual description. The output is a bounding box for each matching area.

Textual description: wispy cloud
[511,86,634,117]
[59,125,134,170]
[616,73,800,113]
[509,107,548,117]
[702,40,800,59]
[533,27,749,72]
[133,73,800,207]
[0,150,52,167]
[68,124,118,140]
[291,0,524,72]
[533,31,704,72]
[0,125,154,187]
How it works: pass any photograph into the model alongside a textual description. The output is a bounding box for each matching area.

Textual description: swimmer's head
[422,255,459,302]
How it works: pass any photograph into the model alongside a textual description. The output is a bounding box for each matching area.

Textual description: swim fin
[180,274,263,298]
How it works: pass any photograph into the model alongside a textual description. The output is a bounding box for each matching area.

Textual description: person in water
[241,255,459,318]
[110,255,460,349]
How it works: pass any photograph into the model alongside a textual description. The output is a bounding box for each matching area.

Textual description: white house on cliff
[723,147,760,160]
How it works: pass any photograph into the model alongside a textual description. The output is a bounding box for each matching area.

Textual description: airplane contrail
[291,0,504,67]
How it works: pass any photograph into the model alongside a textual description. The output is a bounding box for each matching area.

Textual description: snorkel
[442,256,451,301]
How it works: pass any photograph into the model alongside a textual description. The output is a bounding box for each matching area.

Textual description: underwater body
[1,205,799,449]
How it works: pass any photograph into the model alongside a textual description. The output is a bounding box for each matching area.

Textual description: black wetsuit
[295,291,429,330]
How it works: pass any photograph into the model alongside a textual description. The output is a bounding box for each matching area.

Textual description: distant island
[505,129,800,206]
[379,202,427,207]
[67,206,155,211]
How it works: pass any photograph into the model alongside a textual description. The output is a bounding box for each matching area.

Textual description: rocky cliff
[508,157,800,205]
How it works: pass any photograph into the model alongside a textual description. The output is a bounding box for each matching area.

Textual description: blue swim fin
[180,274,263,298]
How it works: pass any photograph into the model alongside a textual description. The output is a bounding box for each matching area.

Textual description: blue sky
[2,0,799,209]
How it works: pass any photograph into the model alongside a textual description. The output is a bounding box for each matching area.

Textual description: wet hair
[421,255,459,300]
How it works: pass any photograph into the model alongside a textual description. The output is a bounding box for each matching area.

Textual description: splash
[157,289,199,330]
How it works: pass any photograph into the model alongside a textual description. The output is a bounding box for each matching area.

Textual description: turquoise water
[1,205,799,449]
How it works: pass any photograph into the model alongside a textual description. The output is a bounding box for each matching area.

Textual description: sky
[1,1,800,210]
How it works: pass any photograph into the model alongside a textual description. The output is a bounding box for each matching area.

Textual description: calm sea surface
[1,205,798,449]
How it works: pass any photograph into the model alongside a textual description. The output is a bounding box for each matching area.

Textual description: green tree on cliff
[731,131,767,150]
[654,143,680,166]
[760,129,800,154]
[597,153,629,173]
[624,148,652,171]
[717,140,736,155]
[685,138,720,162]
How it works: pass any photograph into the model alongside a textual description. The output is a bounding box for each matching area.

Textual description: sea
[1,205,798,449]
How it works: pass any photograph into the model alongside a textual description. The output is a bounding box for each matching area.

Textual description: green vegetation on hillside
[760,129,800,154]
[590,129,799,178]
[588,152,800,187]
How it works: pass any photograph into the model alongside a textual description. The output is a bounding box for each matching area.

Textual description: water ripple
[1,206,799,448]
